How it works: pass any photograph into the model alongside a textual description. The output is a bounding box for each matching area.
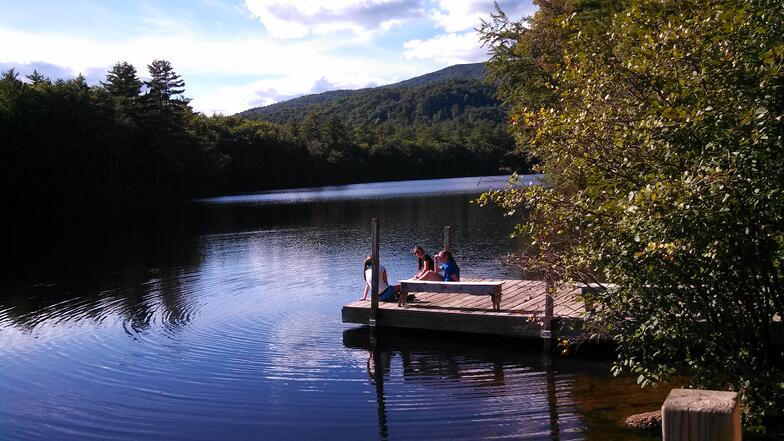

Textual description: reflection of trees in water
[121,266,194,335]
[0,203,206,333]
[0,265,198,335]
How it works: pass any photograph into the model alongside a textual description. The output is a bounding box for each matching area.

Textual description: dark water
[0,176,666,440]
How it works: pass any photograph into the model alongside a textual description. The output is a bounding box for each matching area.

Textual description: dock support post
[443,226,451,252]
[662,389,741,441]
[370,218,380,328]
[542,276,554,352]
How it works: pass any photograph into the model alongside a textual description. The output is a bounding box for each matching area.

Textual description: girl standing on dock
[361,256,398,302]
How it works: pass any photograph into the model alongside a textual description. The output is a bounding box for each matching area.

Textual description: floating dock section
[342,278,588,339]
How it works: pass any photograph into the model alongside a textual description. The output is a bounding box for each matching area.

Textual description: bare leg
[417,271,442,281]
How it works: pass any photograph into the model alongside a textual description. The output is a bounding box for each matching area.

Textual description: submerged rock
[625,410,662,432]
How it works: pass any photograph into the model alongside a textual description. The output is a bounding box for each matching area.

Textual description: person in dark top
[417,249,460,282]
[412,246,434,279]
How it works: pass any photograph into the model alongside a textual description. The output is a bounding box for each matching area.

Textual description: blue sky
[0,0,535,114]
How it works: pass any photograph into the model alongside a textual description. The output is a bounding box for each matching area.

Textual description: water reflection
[368,337,390,440]
[344,328,664,441]
[0,183,522,337]
[0,176,663,441]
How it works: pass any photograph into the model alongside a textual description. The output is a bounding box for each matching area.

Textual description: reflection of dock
[342,278,588,338]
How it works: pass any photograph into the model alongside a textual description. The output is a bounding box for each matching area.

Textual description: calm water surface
[0,176,665,440]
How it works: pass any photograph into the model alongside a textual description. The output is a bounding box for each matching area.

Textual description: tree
[100,62,144,194]
[0,69,22,123]
[480,0,784,434]
[26,70,50,86]
[142,59,191,191]
[143,59,188,129]
[103,61,142,99]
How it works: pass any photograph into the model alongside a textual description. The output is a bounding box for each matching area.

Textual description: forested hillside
[0,61,525,203]
[244,78,503,126]
[238,63,487,121]
[236,63,521,188]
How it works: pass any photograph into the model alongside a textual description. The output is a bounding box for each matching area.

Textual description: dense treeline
[0,61,523,202]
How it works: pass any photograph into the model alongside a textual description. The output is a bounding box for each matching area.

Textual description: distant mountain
[234,61,524,179]
[238,89,355,121]
[238,63,489,122]
[379,62,486,89]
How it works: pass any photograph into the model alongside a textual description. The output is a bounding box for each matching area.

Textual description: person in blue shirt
[438,250,460,282]
[416,250,460,282]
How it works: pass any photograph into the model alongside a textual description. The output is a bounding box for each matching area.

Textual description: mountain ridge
[238,62,486,120]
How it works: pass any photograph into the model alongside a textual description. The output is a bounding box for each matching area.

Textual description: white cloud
[403,31,485,65]
[243,0,423,38]
[194,74,390,115]
[0,26,327,77]
[429,0,536,32]
[404,1,535,65]
[430,0,487,32]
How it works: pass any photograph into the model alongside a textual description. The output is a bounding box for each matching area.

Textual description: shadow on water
[344,327,667,441]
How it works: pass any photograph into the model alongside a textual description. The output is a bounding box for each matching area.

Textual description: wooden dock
[342,278,589,338]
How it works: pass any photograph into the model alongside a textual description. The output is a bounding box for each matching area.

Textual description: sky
[0,0,535,115]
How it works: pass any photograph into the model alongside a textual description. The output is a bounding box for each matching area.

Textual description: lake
[0,175,665,440]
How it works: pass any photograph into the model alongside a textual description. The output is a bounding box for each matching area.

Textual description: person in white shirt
[360,256,398,301]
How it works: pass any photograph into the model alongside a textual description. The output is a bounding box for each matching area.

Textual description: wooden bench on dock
[398,279,504,310]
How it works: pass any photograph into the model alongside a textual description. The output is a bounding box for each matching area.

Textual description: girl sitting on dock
[416,250,460,282]
[412,245,435,279]
[361,256,398,302]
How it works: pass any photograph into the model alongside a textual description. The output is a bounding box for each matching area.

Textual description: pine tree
[102,62,142,98]
[142,59,191,192]
[143,59,189,129]
[26,70,49,86]
[99,63,144,194]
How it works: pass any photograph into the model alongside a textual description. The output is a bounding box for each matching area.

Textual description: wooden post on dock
[443,226,451,252]
[543,276,554,351]
[370,218,380,327]
[662,389,741,441]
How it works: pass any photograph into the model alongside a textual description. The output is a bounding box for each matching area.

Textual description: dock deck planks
[342,278,588,338]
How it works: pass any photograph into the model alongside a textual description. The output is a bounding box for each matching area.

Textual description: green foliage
[237,63,524,176]
[0,60,524,202]
[480,0,784,434]
[102,62,142,99]
[238,62,486,120]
